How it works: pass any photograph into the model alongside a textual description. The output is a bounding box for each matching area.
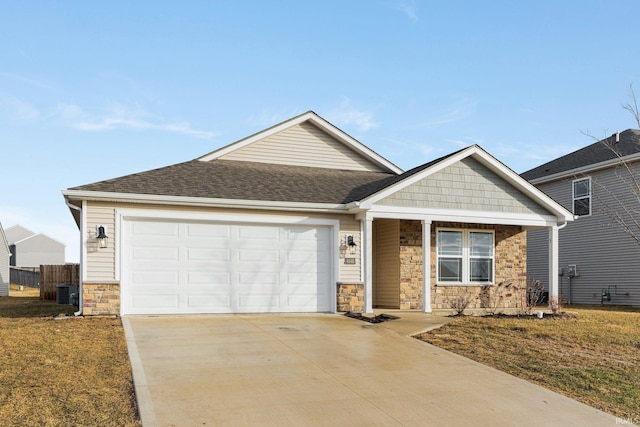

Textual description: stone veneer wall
[337,282,364,312]
[430,222,527,312]
[83,283,120,316]
[399,220,423,309]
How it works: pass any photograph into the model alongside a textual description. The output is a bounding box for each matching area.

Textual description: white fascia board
[359,145,574,222]
[197,111,403,174]
[527,152,640,185]
[357,205,562,227]
[62,190,348,213]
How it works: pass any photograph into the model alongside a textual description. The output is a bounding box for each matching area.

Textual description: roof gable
[522,129,640,182]
[5,225,35,244]
[13,233,65,248]
[376,157,553,216]
[359,145,574,221]
[198,111,402,174]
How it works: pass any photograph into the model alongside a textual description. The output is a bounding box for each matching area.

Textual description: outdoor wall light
[346,235,357,254]
[96,226,109,249]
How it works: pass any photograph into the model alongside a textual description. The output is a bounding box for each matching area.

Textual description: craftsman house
[63,111,573,315]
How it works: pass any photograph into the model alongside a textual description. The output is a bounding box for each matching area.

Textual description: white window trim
[572,177,592,217]
[436,228,495,285]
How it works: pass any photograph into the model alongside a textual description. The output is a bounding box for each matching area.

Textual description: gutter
[65,199,83,317]
[62,190,349,214]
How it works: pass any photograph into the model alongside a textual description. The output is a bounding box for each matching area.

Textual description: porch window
[572,177,591,216]
[437,229,494,284]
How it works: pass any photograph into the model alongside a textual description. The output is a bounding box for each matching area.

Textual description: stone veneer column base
[82,282,120,316]
[336,282,364,312]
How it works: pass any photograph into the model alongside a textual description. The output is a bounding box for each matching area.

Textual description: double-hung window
[572,177,591,216]
[437,229,494,284]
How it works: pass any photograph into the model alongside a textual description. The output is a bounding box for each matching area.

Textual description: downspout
[65,199,83,317]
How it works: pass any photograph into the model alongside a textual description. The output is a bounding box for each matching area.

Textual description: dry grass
[418,306,640,419]
[0,285,141,426]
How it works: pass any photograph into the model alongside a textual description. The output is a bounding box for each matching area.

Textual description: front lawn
[0,285,140,426]
[418,306,640,420]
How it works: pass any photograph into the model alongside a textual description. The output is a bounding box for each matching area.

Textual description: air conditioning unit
[57,284,79,305]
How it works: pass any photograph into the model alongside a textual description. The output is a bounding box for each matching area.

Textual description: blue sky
[1,1,639,262]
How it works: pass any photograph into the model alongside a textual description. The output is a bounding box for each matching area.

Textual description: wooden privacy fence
[40,264,80,301]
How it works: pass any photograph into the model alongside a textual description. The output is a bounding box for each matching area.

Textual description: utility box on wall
[567,264,578,277]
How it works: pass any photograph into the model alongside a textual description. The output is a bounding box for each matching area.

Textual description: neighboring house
[62,111,573,316]
[5,225,66,269]
[522,129,640,306]
[0,223,9,296]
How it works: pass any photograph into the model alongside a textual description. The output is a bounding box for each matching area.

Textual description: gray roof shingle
[521,129,640,181]
[69,160,399,204]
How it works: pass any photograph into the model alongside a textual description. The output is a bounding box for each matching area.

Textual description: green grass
[418,306,640,419]
[0,285,141,426]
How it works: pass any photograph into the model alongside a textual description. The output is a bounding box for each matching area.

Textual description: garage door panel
[186,294,232,309]
[238,272,279,286]
[185,223,231,238]
[132,221,179,237]
[132,294,179,310]
[187,272,231,286]
[132,271,179,287]
[122,219,333,315]
[238,226,280,240]
[238,249,279,262]
[187,247,231,261]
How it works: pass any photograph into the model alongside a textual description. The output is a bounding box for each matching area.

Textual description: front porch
[338,217,559,315]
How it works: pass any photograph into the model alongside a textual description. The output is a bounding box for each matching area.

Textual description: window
[573,177,591,216]
[437,229,494,284]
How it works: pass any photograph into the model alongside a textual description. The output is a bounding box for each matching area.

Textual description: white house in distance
[0,222,9,296]
[5,225,66,269]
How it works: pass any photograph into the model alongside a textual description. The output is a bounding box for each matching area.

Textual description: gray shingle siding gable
[377,157,553,215]
[527,162,640,306]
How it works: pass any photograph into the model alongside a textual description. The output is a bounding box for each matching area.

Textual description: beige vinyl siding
[528,162,640,306]
[339,216,362,283]
[378,157,553,215]
[219,121,385,172]
[86,204,117,282]
[373,219,400,308]
[84,201,360,284]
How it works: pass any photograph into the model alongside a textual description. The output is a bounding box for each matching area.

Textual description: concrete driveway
[123,313,617,426]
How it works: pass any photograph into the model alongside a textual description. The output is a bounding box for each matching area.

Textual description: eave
[62,190,349,214]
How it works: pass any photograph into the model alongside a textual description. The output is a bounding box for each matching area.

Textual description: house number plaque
[344,258,356,265]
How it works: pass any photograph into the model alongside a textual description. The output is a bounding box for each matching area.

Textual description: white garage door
[121,219,333,315]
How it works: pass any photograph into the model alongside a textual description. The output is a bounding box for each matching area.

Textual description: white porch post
[363,216,374,313]
[422,219,432,313]
[548,225,559,308]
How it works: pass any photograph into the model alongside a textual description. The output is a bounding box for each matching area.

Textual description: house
[62,111,573,316]
[522,129,640,306]
[0,223,9,296]
[5,225,66,269]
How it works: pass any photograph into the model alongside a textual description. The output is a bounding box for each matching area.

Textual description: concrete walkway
[123,312,618,426]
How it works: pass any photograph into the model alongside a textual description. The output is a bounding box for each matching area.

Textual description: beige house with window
[62,111,573,315]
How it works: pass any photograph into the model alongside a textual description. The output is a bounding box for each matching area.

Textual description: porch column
[363,216,374,313]
[422,220,432,312]
[548,225,559,308]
